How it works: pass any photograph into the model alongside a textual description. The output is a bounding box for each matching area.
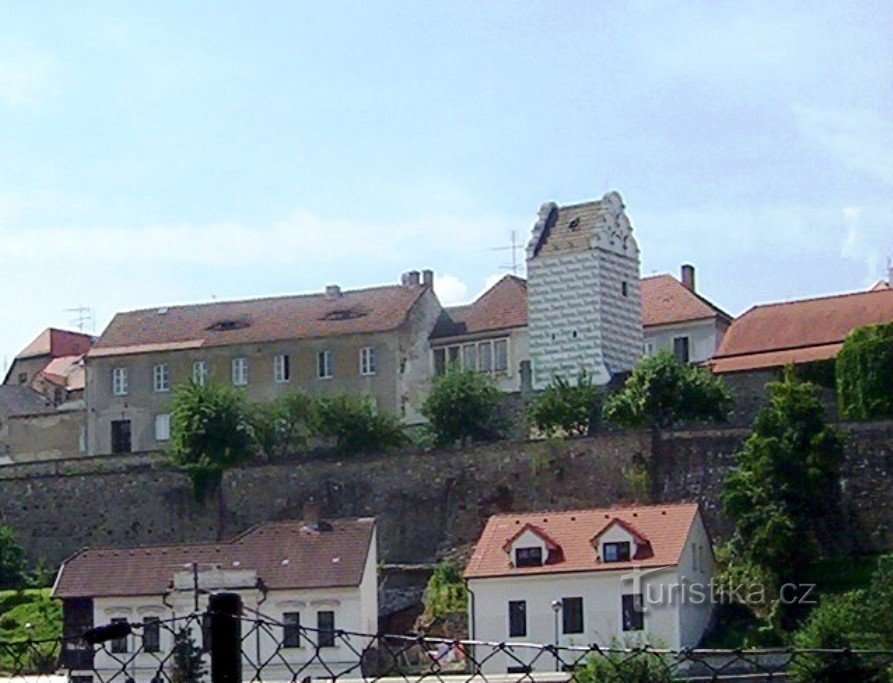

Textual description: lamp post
[550,599,562,672]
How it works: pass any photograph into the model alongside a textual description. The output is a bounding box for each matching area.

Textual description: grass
[0,588,62,674]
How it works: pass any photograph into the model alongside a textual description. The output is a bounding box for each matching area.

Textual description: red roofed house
[641,265,732,365]
[53,513,378,682]
[465,503,714,672]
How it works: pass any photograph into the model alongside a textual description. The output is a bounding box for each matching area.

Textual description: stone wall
[1,421,890,570]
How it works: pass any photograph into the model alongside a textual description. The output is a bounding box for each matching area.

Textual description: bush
[836,322,893,420]
[0,589,61,674]
[249,390,319,458]
[528,372,601,437]
[421,562,468,621]
[317,395,407,455]
[421,370,503,447]
[0,526,27,591]
[575,646,671,683]
[602,352,733,429]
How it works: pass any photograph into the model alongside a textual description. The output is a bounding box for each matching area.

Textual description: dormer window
[603,541,631,563]
[515,547,543,567]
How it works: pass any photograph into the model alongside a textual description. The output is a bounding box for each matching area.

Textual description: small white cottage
[53,513,378,683]
[464,503,714,673]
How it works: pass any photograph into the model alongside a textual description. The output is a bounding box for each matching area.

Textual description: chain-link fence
[2,592,892,682]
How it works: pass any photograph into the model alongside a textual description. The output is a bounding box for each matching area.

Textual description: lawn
[0,589,62,674]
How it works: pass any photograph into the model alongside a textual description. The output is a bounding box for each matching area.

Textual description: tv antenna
[489,230,525,275]
[66,306,94,333]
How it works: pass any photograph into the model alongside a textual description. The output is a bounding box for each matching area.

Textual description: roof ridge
[745,286,893,312]
[486,502,698,519]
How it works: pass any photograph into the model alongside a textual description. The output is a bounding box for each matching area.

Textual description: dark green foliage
[171,626,206,683]
[792,358,836,390]
[421,562,468,621]
[836,322,893,420]
[721,371,843,624]
[0,526,27,590]
[421,370,504,447]
[249,390,319,458]
[575,647,671,683]
[317,394,407,455]
[602,351,733,429]
[168,381,253,503]
[528,372,601,437]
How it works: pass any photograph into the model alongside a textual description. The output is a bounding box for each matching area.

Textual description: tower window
[622,281,628,296]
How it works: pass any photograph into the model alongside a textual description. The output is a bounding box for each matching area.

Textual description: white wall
[676,514,716,647]
[644,319,728,365]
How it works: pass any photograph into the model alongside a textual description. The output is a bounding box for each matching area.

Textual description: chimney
[325,284,341,299]
[407,270,421,286]
[302,500,323,530]
[400,272,410,286]
[422,269,434,288]
[681,264,696,292]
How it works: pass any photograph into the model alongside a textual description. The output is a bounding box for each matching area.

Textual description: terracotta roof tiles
[641,275,731,327]
[430,276,528,339]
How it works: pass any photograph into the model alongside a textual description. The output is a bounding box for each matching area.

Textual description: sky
[0,2,891,366]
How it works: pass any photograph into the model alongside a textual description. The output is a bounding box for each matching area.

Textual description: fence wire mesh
[1,610,892,683]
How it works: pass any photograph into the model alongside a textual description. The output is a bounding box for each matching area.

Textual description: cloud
[840,204,891,285]
[0,52,52,106]
[433,274,469,305]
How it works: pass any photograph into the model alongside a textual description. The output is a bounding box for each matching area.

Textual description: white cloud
[433,274,469,305]
[474,272,507,300]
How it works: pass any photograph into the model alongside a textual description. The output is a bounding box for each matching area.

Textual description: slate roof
[710,288,893,374]
[640,275,731,327]
[430,276,528,339]
[53,518,375,598]
[89,284,428,358]
[464,503,700,579]
[0,386,54,418]
[16,328,93,360]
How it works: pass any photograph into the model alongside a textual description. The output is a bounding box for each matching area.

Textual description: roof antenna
[489,230,524,275]
[65,306,93,333]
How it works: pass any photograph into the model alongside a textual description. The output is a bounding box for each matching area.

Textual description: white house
[464,503,714,673]
[52,514,378,683]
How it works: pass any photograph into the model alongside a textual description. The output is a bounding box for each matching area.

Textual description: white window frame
[359,347,376,376]
[232,357,248,386]
[153,364,170,393]
[317,350,333,379]
[478,340,493,373]
[154,413,171,442]
[493,338,509,373]
[193,360,209,386]
[274,354,290,383]
[112,367,129,396]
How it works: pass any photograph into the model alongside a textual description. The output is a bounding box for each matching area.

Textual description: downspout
[465,580,477,673]
[255,580,268,669]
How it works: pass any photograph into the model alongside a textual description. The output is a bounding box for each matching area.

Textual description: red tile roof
[16,328,93,360]
[640,275,731,328]
[464,503,700,579]
[39,355,86,391]
[430,275,528,339]
[710,288,893,374]
[53,518,375,598]
[89,284,428,357]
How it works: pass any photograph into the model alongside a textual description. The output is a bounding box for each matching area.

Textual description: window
[621,281,629,297]
[317,351,333,379]
[112,367,129,396]
[643,341,655,356]
[514,546,542,567]
[232,357,248,386]
[282,612,301,648]
[153,364,170,392]
[447,346,460,369]
[673,336,690,364]
[110,617,128,653]
[274,354,290,383]
[54,388,65,405]
[111,420,132,454]
[462,344,477,371]
[692,542,698,571]
[494,339,508,373]
[508,600,526,637]
[479,341,493,372]
[142,617,160,653]
[17,372,27,384]
[433,348,446,376]
[622,594,644,631]
[192,360,209,386]
[603,542,631,563]
[562,597,584,634]
[154,414,171,442]
[317,610,335,648]
[360,347,376,376]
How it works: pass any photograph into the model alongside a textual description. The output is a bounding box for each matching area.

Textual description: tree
[721,371,843,626]
[528,372,601,437]
[317,394,407,455]
[0,525,27,590]
[421,562,468,622]
[602,352,733,429]
[171,626,206,683]
[249,390,319,459]
[421,370,503,447]
[836,322,893,420]
[168,381,253,503]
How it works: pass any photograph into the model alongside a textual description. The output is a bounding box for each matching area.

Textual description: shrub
[575,646,671,683]
[421,370,503,447]
[836,322,893,420]
[0,526,27,591]
[317,395,407,455]
[249,390,319,458]
[528,372,601,437]
[421,562,468,621]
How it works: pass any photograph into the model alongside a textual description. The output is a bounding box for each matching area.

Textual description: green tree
[836,322,893,420]
[249,390,319,458]
[0,525,27,590]
[721,371,843,626]
[171,626,206,683]
[602,352,733,429]
[421,370,504,447]
[421,562,468,621]
[528,372,601,437]
[317,394,407,455]
[168,381,253,503]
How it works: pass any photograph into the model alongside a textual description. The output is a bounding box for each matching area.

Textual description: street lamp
[551,599,562,672]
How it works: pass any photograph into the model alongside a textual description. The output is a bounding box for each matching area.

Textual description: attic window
[568,217,580,232]
[603,542,631,563]
[206,319,250,332]
[320,308,368,321]
[515,547,543,567]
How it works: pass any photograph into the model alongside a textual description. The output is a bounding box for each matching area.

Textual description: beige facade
[1,408,84,463]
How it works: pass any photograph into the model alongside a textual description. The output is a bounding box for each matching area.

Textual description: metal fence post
[209,592,242,683]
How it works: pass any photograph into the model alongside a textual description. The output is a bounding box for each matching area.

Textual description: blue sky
[0,2,891,364]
